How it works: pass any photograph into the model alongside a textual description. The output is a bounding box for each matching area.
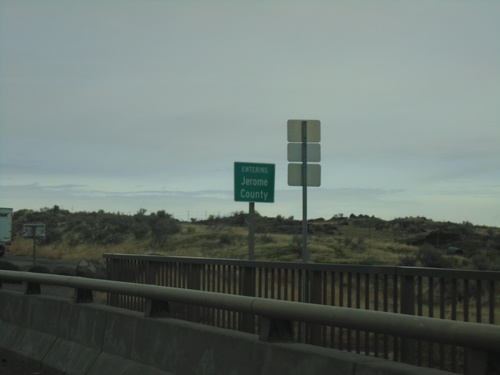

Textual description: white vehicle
[0,207,13,257]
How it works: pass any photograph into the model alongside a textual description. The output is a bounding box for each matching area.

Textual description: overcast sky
[1,1,499,226]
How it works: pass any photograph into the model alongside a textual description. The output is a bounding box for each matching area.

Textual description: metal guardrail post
[74,288,93,303]
[241,266,256,333]
[144,299,170,318]
[107,257,119,307]
[259,316,294,342]
[400,273,416,365]
[24,280,41,295]
[309,270,323,345]
[146,261,159,285]
[187,263,202,322]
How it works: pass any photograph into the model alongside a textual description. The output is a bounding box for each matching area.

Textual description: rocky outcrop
[0,260,21,271]
[76,260,107,279]
[28,265,51,274]
[53,266,77,276]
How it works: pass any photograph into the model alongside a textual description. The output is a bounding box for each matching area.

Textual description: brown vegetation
[7,206,500,270]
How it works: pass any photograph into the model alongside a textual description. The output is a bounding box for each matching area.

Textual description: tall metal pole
[301,121,308,266]
[301,120,308,342]
[301,121,308,304]
[248,202,255,260]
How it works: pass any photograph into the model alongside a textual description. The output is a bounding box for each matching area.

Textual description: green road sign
[234,162,275,203]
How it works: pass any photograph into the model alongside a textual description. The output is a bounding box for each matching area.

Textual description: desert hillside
[7,205,500,270]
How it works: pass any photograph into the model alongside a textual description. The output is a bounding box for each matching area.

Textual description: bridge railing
[104,254,500,373]
[0,269,499,375]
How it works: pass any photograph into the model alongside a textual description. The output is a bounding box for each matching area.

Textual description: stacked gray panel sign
[287,120,321,187]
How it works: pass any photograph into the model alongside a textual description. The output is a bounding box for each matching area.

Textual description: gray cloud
[1,1,499,226]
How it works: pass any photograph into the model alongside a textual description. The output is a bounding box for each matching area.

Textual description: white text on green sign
[234,162,275,203]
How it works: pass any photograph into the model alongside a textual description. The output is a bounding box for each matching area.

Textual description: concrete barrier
[42,301,108,375]
[0,290,454,375]
[0,292,60,362]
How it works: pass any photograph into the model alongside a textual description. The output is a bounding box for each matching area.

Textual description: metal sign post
[23,223,46,266]
[301,121,308,265]
[248,202,255,260]
[234,162,275,260]
[287,119,321,309]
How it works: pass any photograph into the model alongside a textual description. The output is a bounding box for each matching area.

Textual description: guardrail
[104,254,500,373]
[1,270,499,375]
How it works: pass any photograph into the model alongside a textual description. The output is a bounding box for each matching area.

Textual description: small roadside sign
[287,120,321,142]
[287,143,321,162]
[23,223,46,239]
[234,162,275,203]
[23,223,46,266]
[288,163,321,186]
